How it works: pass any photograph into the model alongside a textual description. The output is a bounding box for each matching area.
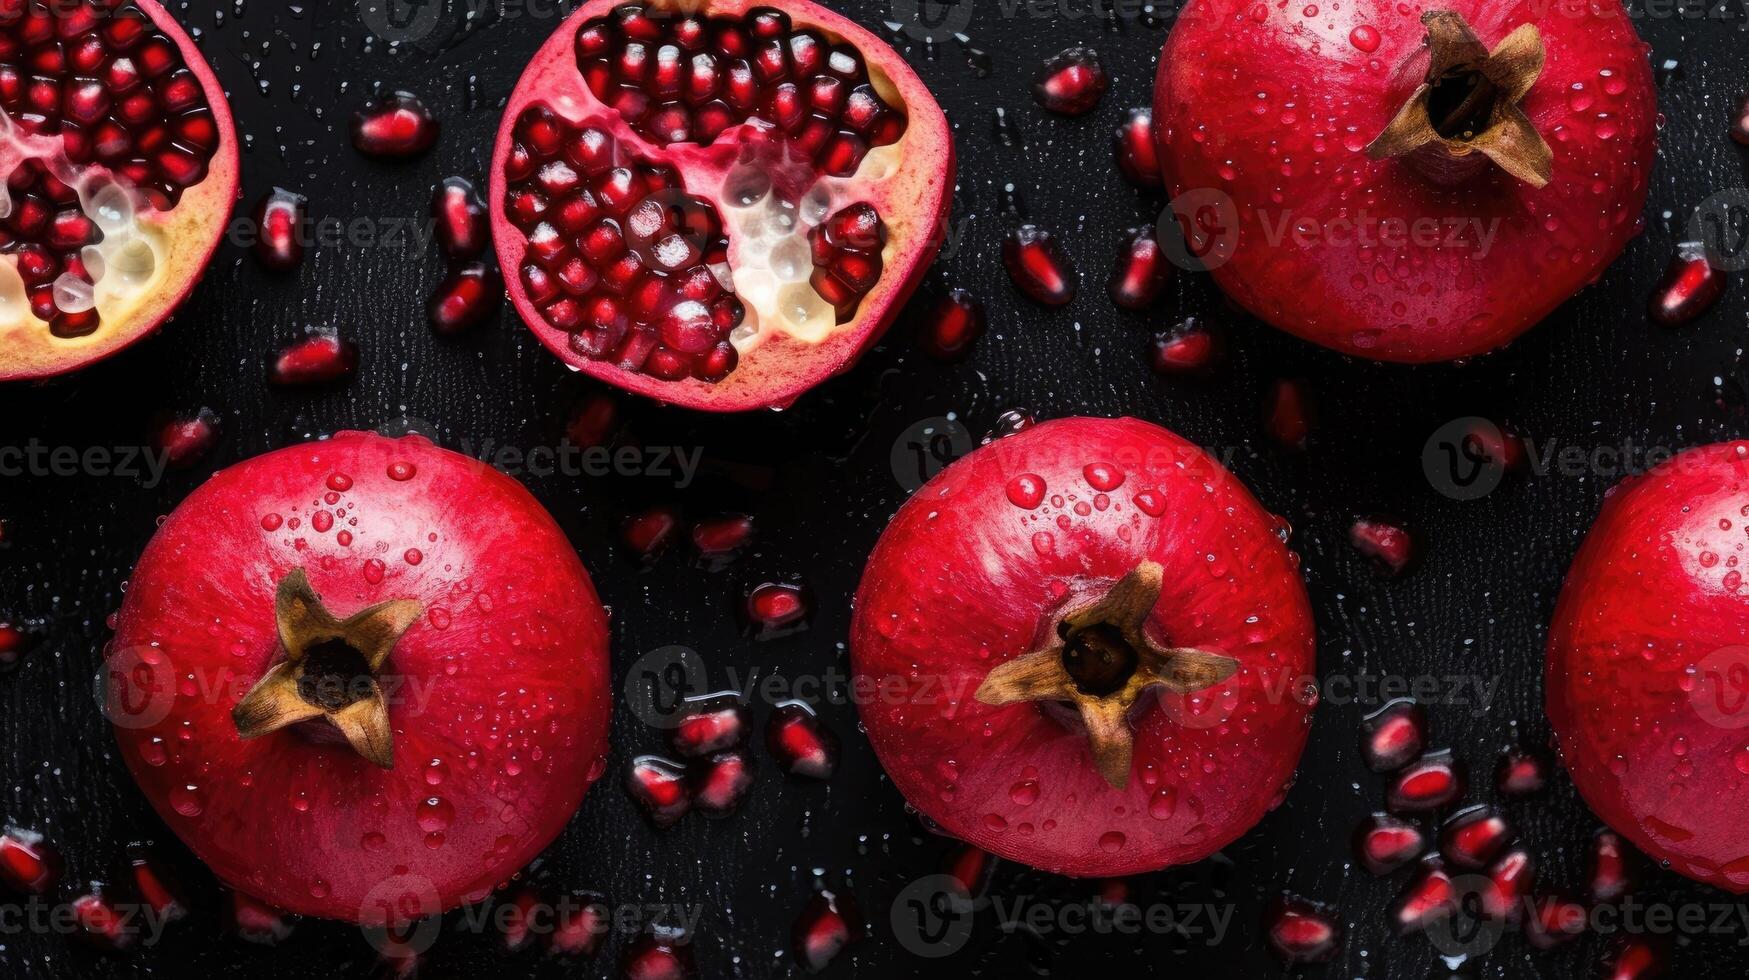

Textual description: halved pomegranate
[0,0,236,381]
[491,0,953,411]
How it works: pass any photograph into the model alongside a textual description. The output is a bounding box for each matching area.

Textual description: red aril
[690,514,754,564]
[1733,93,1749,145]
[1525,892,1588,949]
[108,432,613,924]
[692,749,754,816]
[626,755,693,827]
[1156,3,1656,361]
[1262,896,1342,963]
[1438,804,1509,869]
[1150,317,1220,375]
[266,329,357,385]
[493,0,953,412]
[0,619,35,669]
[149,407,220,468]
[1386,749,1464,812]
[566,391,620,447]
[427,261,502,335]
[72,885,133,949]
[1390,861,1455,934]
[0,0,238,380]
[1263,379,1312,449]
[1113,107,1162,189]
[1587,829,1634,903]
[1349,517,1416,576]
[1481,846,1535,921]
[623,505,681,560]
[766,699,836,779]
[351,91,438,159]
[0,826,61,894]
[622,929,693,979]
[1354,812,1424,874]
[1002,224,1075,305]
[1494,745,1548,797]
[251,187,305,272]
[550,892,609,957]
[745,580,810,636]
[1606,937,1666,980]
[1108,228,1169,310]
[1648,240,1724,327]
[431,176,487,259]
[917,287,983,361]
[1032,46,1107,117]
[499,888,541,952]
[1360,698,1425,772]
[670,694,750,757]
[128,846,186,922]
[229,891,293,944]
[793,889,860,971]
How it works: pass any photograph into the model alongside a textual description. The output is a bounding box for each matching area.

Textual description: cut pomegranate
[766,699,836,779]
[1360,698,1425,772]
[1648,240,1724,327]
[1438,804,1510,870]
[0,0,237,380]
[250,187,304,272]
[1002,224,1075,306]
[1349,517,1416,576]
[1495,745,1548,797]
[427,260,502,335]
[149,406,219,467]
[1113,107,1162,188]
[267,329,357,385]
[917,287,983,361]
[1032,46,1107,116]
[692,749,754,816]
[1108,227,1169,310]
[493,0,953,411]
[1387,749,1465,813]
[1587,829,1635,903]
[793,889,860,972]
[1262,896,1342,963]
[626,754,693,827]
[432,176,487,259]
[1354,812,1424,874]
[1150,317,1220,375]
[350,92,438,159]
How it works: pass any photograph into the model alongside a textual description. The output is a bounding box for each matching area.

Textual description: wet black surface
[0,0,1747,977]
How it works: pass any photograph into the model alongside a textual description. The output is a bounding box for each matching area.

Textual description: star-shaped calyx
[974,561,1241,789]
[231,569,422,769]
[1366,11,1553,188]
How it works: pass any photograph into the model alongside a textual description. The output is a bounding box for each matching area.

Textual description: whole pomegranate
[1547,441,1749,894]
[0,0,238,380]
[850,417,1316,876]
[491,0,954,411]
[108,432,612,923]
[1155,2,1655,362]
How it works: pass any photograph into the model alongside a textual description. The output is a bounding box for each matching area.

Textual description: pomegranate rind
[491,0,954,412]
[0,0,240,382]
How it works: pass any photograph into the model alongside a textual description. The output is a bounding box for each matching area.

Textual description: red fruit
[1263,379,1312,449]
[793,889,860,972]
[267,329,358,385]
[1390,862,1456,934]
[1107,227,1170,310]
[251,187,306,271]
[692,749,754,816]
[1495,745,1548,797]
[428,261,504,335]
[917,287,984,361]
[1386,749,1465,813]
[1354,812,1424,874]
[1733,93,1749,145]
[690,515,754,564]
[107,432,613,923]
[149,407,221,468]
[0,826,61,894]
[1156,3,1656,362]
[1262,896,1341,963]
[492,0,954,412]
[627,755,692,827]
[1150,317,1220,375]
[1032,46,1107,116]
[229,890,293,944]
[745,580,810,636]
[1002,224,1076,305]
[0,0,238,380]
[1438,803,1509,869]
[1648,240,1725,327]
[766,699,837,779]
[1587,828,1635,903]
[1113,107,1162,189]
[670,695,750,757]
[351,91,438,159]
[1547,441,1749,893]
[1360,698,1425,772]
[432,176,488,259]
[850,417,1316,875]
[1348,517,1416,576]
[1525,891,1588,949]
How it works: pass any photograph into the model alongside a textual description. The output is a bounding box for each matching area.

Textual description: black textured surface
[0,0,1747,977]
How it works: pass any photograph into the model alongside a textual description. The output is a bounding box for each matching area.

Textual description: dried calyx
[1366,11,1552,188]
[231,569,422,769]
[975,561,1239,789]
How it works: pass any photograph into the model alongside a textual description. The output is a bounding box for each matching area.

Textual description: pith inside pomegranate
[491,0,952,411]
[0,0,236,380]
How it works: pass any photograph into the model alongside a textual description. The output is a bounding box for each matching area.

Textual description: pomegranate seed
[499,888,540,952]
[267,330,357,386]
[1262,896,1342,963]
[1349,517,1416,576]
[0,827,61,894]
[1605,937,1667,980]
[690,515,754,564]
[917,288,984,361]
[692,750,754,817]
[128,847,187,923]
[431,176,487,258]
[0,620,36,670]
[1481,846,1536,921]
[428,261,503,335]
[1151,317,1221,375]
[766,700,838,779]
[793,890,861,971]
[350,91,439,159]
[1390,862,1456,934]
[150,407,221,468]
[564,392,619,447]
[622,506,680,561]
[251,187,305,272]
[626,755,691,827]
[1032,45,1107,116]
[670,695,749,757]
[549,892,609,957]
[1002,224,1076,305]
[620,930,693,980]
[745,581,810,636]
[230,891,294,944]
[1114,107,1162,188]
[945,843,996,898]
[1387,749,1465,813]
[1438,804,1511,870]
[1525,891,1588,949]
[1354,812,1425,874]
[72,885,133,949]
[1588,829,1635,903]
[1360,699,1426,772]
[1732,92,1749,145]
[1462,418,1528,474]
[1108,227,1171,310]
[1263,379,1313,449]
[1649,240,1724,326]
[1495,745,1548,797]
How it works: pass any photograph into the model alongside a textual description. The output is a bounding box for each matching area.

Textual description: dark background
[0,0,1746,976]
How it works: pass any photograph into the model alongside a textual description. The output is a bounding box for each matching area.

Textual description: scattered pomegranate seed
[1386,749,1465,813]
[1462,419,1529,474]
[1649,240,1725,326]
[745,581,811,637]
[431,176,487,259]
[1525,891,1588,949]
[565,392,620,448]
[945,843,995,898]
[428,261,503,335]
[230,891,293,944]
[1481,847,1536,921]
[351,91,439,159]
[691,516,754,565]
[622,507,680,562]
[671,696,750,757]
[1263,896,1342,963]
[1108,227,1170,310]
[1588,829,1635,903]
[1095,878,1129,909]
[1439,804,1511,870]
[500,888,541,952]
[72,885,133,949]
[1605,936,1667,980]
[549,892,609,957]
[626,755,692,828]
[128,847,186,923]
[767,700,838,780]
[1733,93,1749,145]
[267,330,357,386]
[0,621,39,671]
[1349,517,1416,576]
[150,408,221,468]
[1495,745,1549,797]
[1114,107,1163,188]
[793,889,861,972]
[692,750,755,817]
[621,930,693,980]
[1263,379,1313,449]
[0,827,60,894]
[1354,812,1425,875]
[1032,46,1107,116]
[1003,224,1076,305]
[981,409,1036,445]
[1390,862,1456,934]
[917,288,984,361]
[1360,699,1426,772]
[1150,317,1221,375]
[250,187,306,272]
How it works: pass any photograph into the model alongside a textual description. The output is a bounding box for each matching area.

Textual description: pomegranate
[1155,3,1656,361]
[0,0,237,380]
[1547,440,1749,893]
[850,417,1316,876]
[491,0,953,411]
[107,431,613,923]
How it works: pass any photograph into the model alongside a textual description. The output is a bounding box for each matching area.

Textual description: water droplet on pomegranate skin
[1349,516,1416,576]
[250,187,306,272]
[794,890,862,971]
[1387,749,1466,813]
[1390,862,1456,934]
[351,91,439,159]
[169,783,203,817]
[622,506,680,563]
[981,409,1036,445]
[432,176,488,259]
[1732,92,1749,145]
[1263,896,1342,963]
[767,700,838,780]
[1588,829,1636,903]
[1526,891,1588,949]
[387,461,416,481]
[428,261,503,336]
[1360,698,1426,772]
[267,330,357,386]
[1083,462,1125,491]
[1648,241,1725,327]
[670,694,750,758]
[1605,936,1667,980]
[625,755,692,828]
[1151,317,1222,375]
[1354,812,1425,874]
[692,750,755,817]
[1032,45,1108,116]
[1003,224,1076,306]
[1113,107,1162,188]
[1439,804,1511,870]
[1263,379,1313,449]
[1348,24,1381,51]
[1495,745,1549,796]
[0,827,62,894]
[744,581,811,637]
[917,288,985,361]
[1007,473,1047,509]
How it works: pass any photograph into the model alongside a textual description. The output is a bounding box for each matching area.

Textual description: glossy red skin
[1154,0,1655,362]
[109,432,612,922]
[1548,442,1749,893]
[850,417,1316,875]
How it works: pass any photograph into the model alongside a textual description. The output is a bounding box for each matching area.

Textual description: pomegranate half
[491,0,953,411]
[1155,2,1655,362]
[0,0,237,380]
[850,417,1317,876]
[108,432,612,923]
